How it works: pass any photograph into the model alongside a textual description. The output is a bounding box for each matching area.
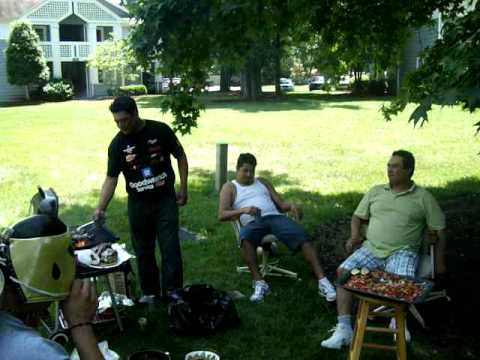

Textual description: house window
[98,69,104,84]
[33,25,50,41]
[96,28,104,42]
[46,62,54,79]
[96,26,113,42]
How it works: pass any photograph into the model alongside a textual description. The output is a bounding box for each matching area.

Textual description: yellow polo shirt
[354,183,445,258]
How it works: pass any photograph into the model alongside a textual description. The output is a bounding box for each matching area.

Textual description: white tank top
[232,178,281,226]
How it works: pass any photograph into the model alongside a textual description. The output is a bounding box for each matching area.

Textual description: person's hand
[92,208,106,224]
[289,204,303,221]
[243,206,261,217]
[62,279,97,327]
[176,189,188,206]
[426,230,438,245]
[345,235,362,254]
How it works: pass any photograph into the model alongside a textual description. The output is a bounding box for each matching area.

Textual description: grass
[0,92,479,360]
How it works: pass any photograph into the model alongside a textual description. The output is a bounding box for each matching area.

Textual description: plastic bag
[168,284,240,335]
[70,340,119,360]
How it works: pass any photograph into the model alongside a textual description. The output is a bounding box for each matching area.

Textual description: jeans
[128,193,182,296]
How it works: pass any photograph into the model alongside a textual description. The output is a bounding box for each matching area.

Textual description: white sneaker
[319,278,337,302]
[389,318,411,342]
[321,323,353,349]
[250,280,270,302]
[138,294,156,304]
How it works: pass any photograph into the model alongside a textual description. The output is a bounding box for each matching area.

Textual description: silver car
[280,78,294,92]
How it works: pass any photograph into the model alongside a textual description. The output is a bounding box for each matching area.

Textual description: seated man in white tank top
[218,153,336,303]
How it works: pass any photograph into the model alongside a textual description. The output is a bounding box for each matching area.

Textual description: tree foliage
[88,39,141,88]
[382,2,480,133]
[124,0,472,134]
[6,21,49,100]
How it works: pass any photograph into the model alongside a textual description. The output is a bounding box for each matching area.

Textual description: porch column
[87,23,98,96]
[112,25,125,86]
[51,24,62,78]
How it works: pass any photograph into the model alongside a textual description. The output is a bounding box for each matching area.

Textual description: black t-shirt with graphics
[107,120,183,199]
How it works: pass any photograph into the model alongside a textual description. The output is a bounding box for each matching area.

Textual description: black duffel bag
[168,284,240,335]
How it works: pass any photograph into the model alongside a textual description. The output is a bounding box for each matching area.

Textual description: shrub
[351,80,388,96]
[107,88,120,97]
[6,21,49,100]
[351,80,368,95]
[118,84,148,96]
[42,79,74,101]
[367,80,388,96]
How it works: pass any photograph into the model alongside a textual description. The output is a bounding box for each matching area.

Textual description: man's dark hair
[109,96,138,115]
[392,149,415,177]
[236,153,257,169]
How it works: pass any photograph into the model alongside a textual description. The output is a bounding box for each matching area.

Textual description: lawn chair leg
[266,265,298,279]
[105,278,123,331]
[409,304,426,328]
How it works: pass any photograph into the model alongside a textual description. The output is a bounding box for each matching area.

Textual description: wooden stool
[349,295,408,360]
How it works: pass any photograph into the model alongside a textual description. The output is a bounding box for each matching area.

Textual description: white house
[0,0,130,101]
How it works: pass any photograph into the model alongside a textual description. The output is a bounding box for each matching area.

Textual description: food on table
[89,244,118,266]
[360,267,370,275]
[344,270,425,303]
[100,246,118,265]
[74,239,87,249]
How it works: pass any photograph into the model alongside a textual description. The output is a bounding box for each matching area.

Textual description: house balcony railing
[40,42,91,60]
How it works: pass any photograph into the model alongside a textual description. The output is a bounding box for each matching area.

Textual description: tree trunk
[241,57,262,100]
[274,33,281,96]
[220,66,231,92]
[25,85,30,101]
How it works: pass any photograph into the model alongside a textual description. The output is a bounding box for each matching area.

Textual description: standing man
[95,96,188,303]
[321,150,446,349]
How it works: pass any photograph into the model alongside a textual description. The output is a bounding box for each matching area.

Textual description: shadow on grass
[0,100,47,108]
[56,169,479,360]
[59,170,480,256]
[134,92,391,114]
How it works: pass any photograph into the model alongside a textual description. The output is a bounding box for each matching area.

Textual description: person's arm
[258,177,302,220]
[62,280,103,360]
[94,176,118,220]
[175,150,188,206]
[345,214,365,254]
[218,182,259,221]
[433,228,447,274]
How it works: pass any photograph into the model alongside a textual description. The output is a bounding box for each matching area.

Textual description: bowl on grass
[185,350,220,360]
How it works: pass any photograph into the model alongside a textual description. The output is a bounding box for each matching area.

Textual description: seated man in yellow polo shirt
[321,149,446,349]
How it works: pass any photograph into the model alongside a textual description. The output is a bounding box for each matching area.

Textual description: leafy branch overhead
[125,0,213,134]
[382,2,480,133]
[124,0,477,135]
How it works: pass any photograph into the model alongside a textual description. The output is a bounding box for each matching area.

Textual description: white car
[337,75,351,90]
[160,77,181,92]
[309,75,325,91]
[279,78,294,92]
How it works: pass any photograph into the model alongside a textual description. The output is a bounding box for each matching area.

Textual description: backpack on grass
[168,284,240,335]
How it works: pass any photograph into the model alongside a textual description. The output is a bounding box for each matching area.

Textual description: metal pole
[215,143,228,191]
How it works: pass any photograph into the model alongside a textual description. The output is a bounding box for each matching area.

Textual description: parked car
[309,75,325,91]
[337,75,351,90]
[279,78,294,92]
[160,77,181,92]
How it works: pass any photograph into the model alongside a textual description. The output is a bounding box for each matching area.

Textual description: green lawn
[0,94,479,359]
